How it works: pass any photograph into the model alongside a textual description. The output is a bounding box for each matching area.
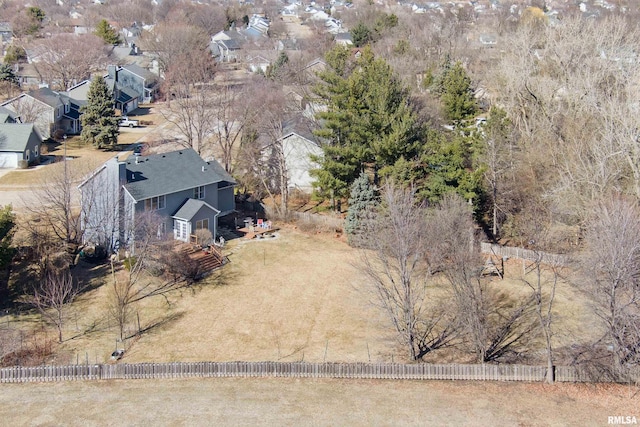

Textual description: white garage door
[0,153,19,169]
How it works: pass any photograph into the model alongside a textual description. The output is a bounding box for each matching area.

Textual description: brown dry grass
[29,225,600,368]
[3,227,637,425]
[0,377,637,426]
[56,226,397,365]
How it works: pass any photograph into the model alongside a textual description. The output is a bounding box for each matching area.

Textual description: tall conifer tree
[80,76,119,148]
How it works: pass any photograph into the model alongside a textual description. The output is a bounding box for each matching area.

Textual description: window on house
[144,195,166,211]
[64,103,70,114]
[195,219,209,230]
[194,186,205,199]
[174,220,187,240]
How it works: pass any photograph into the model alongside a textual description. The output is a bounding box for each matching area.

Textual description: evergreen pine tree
[0,63,18,85]
[80,76,119,148]
[312,46,422,208]
[94,19,121,45]
[351,23,372,47]
[345,172,379,247]
[441,61,477,123]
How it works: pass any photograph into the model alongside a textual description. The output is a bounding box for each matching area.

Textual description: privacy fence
[481,243,571,266]
[265,207,344,230]
[2,361,635,384]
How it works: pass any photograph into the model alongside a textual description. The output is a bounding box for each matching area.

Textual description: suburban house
[79,148,236,253]
[335,32,353,46]
[0,87,85,140]
[105,64,159,108]
[211,38,243,63]
[209,17,271,63]
[261,118,323,193]
[246,54,274,74]
[0,123,42,168]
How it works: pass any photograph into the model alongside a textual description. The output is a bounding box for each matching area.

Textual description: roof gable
[28,87,63,108]
[172,199,220,221]
[0,123,40,152]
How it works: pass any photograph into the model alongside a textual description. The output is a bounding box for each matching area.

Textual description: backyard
[0,223,607,368]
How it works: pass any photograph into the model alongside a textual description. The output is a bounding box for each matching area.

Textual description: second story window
[194,186,205,199]
[145,195,165,211]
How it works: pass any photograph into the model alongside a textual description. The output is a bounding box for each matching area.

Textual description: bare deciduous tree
[139,21,210,75]
[30,34,110,90]
[161,53,217,155]
[109,211,200,340]
[479,107,516,239]
[25,158,97,246]
[359,183,455,360]
[580,196,640,375]
[434,194,537,362]
[210,83,259,174]
[27,268,78,343]
[252,82,295,214]
[7,95,52,139]
[521,221,564,383]
[490,15,640,227]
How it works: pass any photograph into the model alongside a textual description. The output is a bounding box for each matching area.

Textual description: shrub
[123,256,137,271]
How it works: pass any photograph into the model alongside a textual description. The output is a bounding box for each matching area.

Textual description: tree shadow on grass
[130,311,186,339]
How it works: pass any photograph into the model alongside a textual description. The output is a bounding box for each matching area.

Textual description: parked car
[119,116,139,127]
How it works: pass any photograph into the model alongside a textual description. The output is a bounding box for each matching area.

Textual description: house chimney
[201,165,205,172]
[135,157,140,164]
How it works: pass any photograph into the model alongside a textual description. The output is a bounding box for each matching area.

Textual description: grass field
[0,377,637,426]
[54,227,398,365]
[4,224,598,370]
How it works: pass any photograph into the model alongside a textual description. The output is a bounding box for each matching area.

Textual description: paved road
[0,104,185,211]
[0,185,37,210]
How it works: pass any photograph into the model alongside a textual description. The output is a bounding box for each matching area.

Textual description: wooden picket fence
[265,207,344,230]
[481,243,571,266]
[1,361,633,384]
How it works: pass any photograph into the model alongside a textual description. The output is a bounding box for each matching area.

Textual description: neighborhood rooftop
[0,123,39,152]
[123,149,236,202]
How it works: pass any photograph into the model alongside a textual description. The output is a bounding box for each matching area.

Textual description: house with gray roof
[0,87,85,140]
[105,64,159,107]
[259,116,323,193]
[0,123,42,168]
[210,38,243,63]
[79,148,236,253]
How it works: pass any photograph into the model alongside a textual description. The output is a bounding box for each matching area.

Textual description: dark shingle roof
[172,199,219,221]
[28,87,61,108]
[123,149,236,201]
[282,117,320,143]
[0,123,39,152]
[122,64,156,83]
